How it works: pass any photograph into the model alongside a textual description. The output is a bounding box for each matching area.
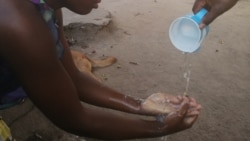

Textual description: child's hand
[141,93,189,115]
[160,102,198,134]
[158,97,201,134]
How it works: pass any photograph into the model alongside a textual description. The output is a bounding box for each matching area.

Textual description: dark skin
[4,0,240,139]
[192,0,239,28]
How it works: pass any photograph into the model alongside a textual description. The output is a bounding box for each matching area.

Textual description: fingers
[192,0,206,13]
[192,0,210,28]
[162,102,191,133]
[189,97,202,110]
[184,115,199,127]
[159,99,201,133]
[164,102,189,123]
[192,0,218,28]
[187,97,202,115]
[93,0,101,8]
[184,101,200,128]
[189,98,197,107]
[187,109,200,116]
[178,102,189,117]
[169,95,189,105]
[193,0,239,28]
[169,95,183,105]
[200,7,221,28]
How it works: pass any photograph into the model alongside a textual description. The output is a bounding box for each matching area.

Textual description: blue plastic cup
[169,8,209,53]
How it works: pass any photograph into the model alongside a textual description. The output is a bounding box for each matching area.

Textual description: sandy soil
[1,0,250,141]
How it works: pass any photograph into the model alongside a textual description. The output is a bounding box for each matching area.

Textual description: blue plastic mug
[169,8,209,53]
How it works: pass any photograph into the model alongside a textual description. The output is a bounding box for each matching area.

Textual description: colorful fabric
[31,0,46,4]
[30,0,64,57]
[0,0,64,109]
[0,58,25,109]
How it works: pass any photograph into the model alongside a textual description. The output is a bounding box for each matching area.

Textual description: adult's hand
[192,0,239,28]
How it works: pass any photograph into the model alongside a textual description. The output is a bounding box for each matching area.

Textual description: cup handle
[191,8,208,24]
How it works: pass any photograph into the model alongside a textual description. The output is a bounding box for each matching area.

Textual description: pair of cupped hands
[141,93,202,133]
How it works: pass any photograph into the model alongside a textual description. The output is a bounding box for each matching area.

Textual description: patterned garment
[0,0,64,109]
[31,0,64,57]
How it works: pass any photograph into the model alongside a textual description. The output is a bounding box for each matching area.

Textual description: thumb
[166,102,189,123]
[164,103,189,133]
[174,102,189,120]
[184,115,199,128]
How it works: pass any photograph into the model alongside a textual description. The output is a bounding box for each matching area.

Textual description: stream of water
[160,53,193,141]
[183,52,192,96]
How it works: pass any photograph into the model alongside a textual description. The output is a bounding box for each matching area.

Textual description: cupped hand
[184,97,202,124]
[141,93,188,115]
[187,97,202,115]
[160,100,200,134]
[192,0,238,28]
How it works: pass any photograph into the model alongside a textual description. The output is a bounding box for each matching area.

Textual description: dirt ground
[1,0,250,141]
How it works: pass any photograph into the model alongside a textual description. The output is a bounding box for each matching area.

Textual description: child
[0,0,237,139]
